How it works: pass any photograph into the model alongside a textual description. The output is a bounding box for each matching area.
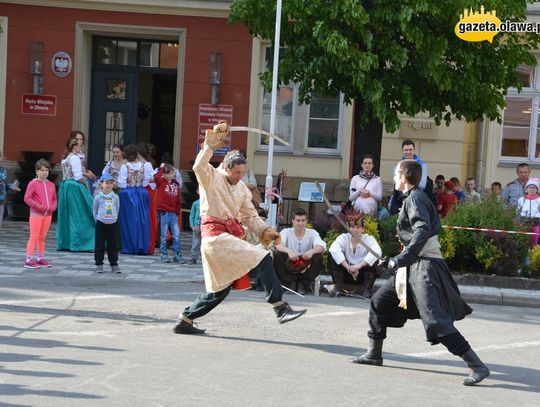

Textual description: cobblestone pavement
[0,219,204,283]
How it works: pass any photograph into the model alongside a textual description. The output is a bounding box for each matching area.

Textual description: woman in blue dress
[117,144,152,254]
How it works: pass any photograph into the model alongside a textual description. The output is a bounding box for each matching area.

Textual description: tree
[229,0,540,174]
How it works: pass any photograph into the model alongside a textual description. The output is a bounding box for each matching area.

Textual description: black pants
[182,254,283,321]
[273,251,323,284]
[95,220,119,266]
[328,256,376,286]
[367,276,470,356]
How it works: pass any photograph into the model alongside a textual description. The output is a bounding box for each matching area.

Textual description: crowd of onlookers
[2,135,540,297]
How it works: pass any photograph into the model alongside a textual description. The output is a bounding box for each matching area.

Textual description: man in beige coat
[173,122,306,334]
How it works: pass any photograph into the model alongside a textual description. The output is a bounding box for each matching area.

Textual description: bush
[378,213,400,258]
[528,245,540,278]
[442,196,529,275]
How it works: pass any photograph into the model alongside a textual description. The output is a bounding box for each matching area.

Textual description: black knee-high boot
[460,348,490,386]
[350,338,383,366]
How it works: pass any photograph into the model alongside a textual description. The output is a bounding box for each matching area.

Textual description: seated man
[327,214,382,298]
[273,208,326,294]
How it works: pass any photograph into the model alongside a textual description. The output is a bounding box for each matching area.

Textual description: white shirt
[329,233,382,267]
[518,195,540,219]
[279,227,326,254]
[117,161,151,188]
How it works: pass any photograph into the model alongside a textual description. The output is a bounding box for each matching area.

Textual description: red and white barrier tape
[442,225,538,236]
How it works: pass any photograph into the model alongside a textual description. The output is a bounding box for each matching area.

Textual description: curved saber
[228,126,291,147]
[315,181,383,261]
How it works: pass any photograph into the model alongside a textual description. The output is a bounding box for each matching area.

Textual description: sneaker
[37,258,52,268]
[173,255,188,264]
[111,265,121,274]
[160,255,171,263]
[24,259,40,269]
[190,258,197,265]
[95,265,104,273]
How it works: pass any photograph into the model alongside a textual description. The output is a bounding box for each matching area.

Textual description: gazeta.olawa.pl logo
[455,6,539,43]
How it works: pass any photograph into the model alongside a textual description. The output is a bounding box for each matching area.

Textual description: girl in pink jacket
[23,159,57,268]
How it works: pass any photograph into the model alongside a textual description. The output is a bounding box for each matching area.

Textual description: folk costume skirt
[119,186,150,255]
[56,179,95,252]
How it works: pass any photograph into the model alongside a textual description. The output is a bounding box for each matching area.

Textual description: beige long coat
[194,145,269,292]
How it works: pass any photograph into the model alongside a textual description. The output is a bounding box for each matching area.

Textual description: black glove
[378,257,397,274]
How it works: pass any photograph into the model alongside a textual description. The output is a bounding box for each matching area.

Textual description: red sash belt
[200,215,250,290]
[201,215,246,240]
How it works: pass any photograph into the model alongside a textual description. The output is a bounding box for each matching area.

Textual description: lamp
[29,41,44,95]
[209,52,222,105]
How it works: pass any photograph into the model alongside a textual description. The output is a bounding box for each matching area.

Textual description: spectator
[502,163,530,207]
[378,195,390,221]
[155,163,186,264]
[93,173,120,273]
[23,159,57,268]
[464,178,482,203]
[138,143,158,255]
[450,177,465,203]
[117,144,152,255]
[390,139,430,214]
[437,181,458,218]
[349,155,383,217]
[273,207,326,295]
[327,214,382,298]
[433,174,445,201]
[490,181,503,201]
[517,177,540,247]
[69,131,97,191]
[57,136,96,252]
[101,143,126,187]
[0,149,21,227]
[189,194,201,264]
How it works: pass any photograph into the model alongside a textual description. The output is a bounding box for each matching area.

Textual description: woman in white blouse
[349,155,383,217]
[117,144,152,255]
[56,136,95,251]
[327,214,382,298]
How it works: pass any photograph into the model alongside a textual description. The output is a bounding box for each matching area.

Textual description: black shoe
[191,258,197,265]
[350,353,383,366]
[274,301,306,324]
[297,283,306,296]
[173,319,206,335]
[461,348,490,385]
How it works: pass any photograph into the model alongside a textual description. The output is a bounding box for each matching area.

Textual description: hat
[526,178,539,189]
[100,173,114,182]
[444,180,455,190]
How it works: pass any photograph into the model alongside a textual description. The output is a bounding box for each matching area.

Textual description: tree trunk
[352,98,384,176]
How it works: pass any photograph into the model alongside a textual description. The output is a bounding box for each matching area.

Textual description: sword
[315,181,383,261]
[228,126,291,147]
[281,284,305,298]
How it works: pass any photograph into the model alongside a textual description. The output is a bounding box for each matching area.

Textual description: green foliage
[230,0,539,133]
[443,197,529,275]
[378,213,400,258]
[528,245,540,278]
[439,226,456,261]
[364,215,380,243]
[322,228,341,274]
[474,238,502,270]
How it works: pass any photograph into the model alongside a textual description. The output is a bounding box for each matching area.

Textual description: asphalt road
[0,273,539,407]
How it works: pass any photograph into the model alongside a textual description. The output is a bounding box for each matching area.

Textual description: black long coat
[391,187,472,343]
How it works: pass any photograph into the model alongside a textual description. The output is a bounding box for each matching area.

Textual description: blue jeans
[159,211,181,256]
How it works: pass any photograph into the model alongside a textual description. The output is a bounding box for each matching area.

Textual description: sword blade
[281,284,305,298]
[315,181,383,261]
[228,126,291,147]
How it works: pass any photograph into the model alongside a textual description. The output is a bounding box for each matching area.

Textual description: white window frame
[257,45,344,155]
[500,63,540,163]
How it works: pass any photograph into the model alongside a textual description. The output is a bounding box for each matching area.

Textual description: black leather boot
[361,271,377,298]
[350,338,383,366]
[173,319,206,335]
[460,348,490,385]
[273,301,307,324]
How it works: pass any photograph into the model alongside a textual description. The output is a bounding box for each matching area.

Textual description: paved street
[1,220,540,406]
[0,273,539,405]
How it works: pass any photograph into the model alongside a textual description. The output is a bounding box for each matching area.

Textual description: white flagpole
[264,0,283,227]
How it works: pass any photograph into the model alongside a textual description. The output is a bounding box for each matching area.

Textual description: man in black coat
[351,159,490,386]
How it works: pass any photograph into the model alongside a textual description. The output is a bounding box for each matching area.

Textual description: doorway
[88,36,179,173]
